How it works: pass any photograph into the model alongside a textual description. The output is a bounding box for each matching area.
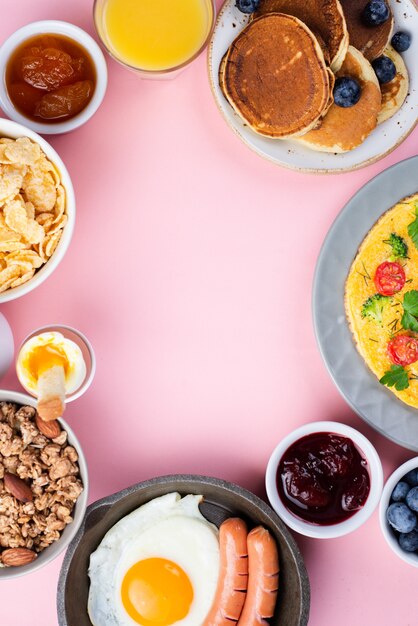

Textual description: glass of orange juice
[93,0,215,78]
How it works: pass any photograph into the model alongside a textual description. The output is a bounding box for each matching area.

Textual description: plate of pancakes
[208,0,418,173]
[313,155,418,451]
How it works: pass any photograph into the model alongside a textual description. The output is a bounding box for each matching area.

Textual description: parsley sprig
[380,365,410,391]
[407,202,418,250]
[401,290,418,332]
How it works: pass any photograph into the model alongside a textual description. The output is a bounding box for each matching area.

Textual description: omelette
[345,193,418,408]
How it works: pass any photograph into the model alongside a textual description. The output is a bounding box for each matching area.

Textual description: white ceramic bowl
[379,456,418,567]
[266,421,383,539]
[0,20,107,134]
[0,313,14,379]
[18,324,96,403]
[0,118,75,303]
[0,390,88,580]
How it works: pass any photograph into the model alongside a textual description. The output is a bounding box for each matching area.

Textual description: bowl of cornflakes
[0,118,75,302]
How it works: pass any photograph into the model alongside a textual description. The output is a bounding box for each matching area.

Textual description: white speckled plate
[208,0,418,173]
[313,156,418,451]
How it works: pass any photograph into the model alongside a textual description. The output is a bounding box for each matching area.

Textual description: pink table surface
[0,0,417,624]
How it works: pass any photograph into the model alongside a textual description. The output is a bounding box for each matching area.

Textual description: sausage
[203,518,249,626]
[237,526,279,626]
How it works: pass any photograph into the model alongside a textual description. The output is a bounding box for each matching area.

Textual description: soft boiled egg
[87,492,220,626]
[16,331,86,396]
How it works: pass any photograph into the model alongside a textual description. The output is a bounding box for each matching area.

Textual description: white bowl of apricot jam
[0,20,107,134]
[266,421,383,539]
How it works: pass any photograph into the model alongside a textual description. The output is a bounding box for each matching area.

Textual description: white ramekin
[0,118,75,303]
[17,324,96,403]
[0,390,88,580]
[0,20,107,134]
[379,456,418,568]
[0,313,14,379]
[266,421,384,539]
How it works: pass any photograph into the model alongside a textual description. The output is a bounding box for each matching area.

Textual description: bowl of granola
[0,390,87,579]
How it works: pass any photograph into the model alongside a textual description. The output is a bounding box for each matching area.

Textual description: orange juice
[98,0,214,72]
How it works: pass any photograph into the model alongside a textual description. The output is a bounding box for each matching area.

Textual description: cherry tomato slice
[387,335,418,366]
[374,261,406,296]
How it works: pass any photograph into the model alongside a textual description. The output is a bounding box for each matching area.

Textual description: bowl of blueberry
[380,457,418,567]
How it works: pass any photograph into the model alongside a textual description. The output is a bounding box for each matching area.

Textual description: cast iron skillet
[57,474,310,626]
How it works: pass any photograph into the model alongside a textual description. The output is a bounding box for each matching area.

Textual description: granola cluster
[0,402,83,563]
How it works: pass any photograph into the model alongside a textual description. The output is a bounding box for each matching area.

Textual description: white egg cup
[0,313,14,379]
[17,324,95,403]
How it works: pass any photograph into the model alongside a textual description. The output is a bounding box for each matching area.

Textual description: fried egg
[87,493,220,626]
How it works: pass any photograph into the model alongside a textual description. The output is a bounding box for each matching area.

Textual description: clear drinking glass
[17,325,96,403]
[93,0,216,79]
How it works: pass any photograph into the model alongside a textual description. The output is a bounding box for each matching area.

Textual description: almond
[35,413,61,439]
[4,472,33,503]
[1,547,37,567]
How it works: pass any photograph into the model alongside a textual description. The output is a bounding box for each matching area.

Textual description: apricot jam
[277,432,370,525]
[5,34,96,122]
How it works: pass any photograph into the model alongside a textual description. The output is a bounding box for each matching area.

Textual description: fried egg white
[87,493,220,626]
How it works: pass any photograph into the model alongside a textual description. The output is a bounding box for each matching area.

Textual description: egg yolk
[121,557,194,625]
[23,343,69,382]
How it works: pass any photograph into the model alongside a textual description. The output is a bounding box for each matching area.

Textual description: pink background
[0,0,417,623]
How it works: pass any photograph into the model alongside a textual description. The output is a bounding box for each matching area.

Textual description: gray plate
[313,155,418,451]
[57,475,310,626]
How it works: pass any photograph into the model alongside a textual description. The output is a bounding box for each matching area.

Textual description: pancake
[340,0,393,61]
[220,13,330,139]
[345,193,418,409]
[295,46,381,152]
[253,0,349,71]
[315,32,332,67]
[377,45,409,125]
[318,68,336,120]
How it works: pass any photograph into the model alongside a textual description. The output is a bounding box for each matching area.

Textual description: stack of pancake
[219,0,409,153]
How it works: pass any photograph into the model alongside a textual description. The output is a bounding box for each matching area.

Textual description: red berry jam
[277,432,370,525]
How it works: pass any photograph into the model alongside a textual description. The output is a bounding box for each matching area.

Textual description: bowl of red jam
[266,421,383,538]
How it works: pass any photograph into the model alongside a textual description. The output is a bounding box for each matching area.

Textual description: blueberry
[399,529,418,552]
[235,0,260,13]
[333,77,361,108]
[406,486,418,512]
[362,0,390,26]
[404,468,418,486]
[391,481,410,502]
[391,31,412,53]
[387,502,417,533]
[372,56,396,84]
